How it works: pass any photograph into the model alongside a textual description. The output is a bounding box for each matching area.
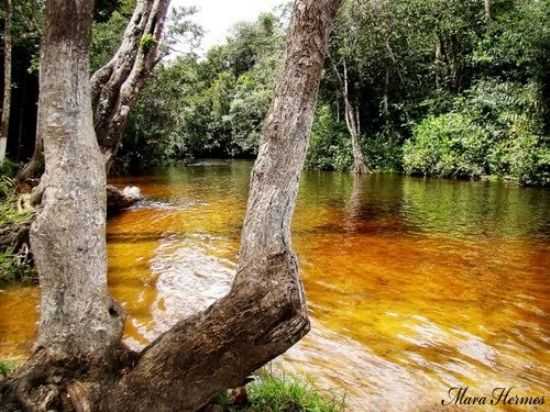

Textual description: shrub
[404,80,549,183]
[362,129,404,172]
[247,374,344,412]
[0,159,19,178]
[403,113,489,179]
[308,107,403,173]
[517,142,550,186]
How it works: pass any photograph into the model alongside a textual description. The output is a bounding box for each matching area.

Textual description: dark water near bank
[2,160,550,411]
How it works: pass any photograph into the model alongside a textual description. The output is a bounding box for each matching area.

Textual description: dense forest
[1,0,549,185]
[120,0,550,185]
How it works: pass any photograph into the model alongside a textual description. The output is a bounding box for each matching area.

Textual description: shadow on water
[1,161,550,411]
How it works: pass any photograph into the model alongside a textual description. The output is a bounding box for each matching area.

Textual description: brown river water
[1,160,550,411]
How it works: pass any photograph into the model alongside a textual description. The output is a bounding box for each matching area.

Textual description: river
[1,160,550,411]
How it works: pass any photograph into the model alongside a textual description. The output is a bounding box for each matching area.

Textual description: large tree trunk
[342,60,369,176]
[91,0,170,172]
[16,0,171,183]
[1,0,342,410]
[30,0,124,358]
[0,0,12,165]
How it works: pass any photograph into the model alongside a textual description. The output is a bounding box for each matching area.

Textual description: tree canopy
[116,0,550,186]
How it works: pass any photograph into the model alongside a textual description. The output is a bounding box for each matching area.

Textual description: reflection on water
[1,160,549,411]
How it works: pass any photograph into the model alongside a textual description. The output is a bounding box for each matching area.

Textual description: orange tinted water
[1,161,549,411]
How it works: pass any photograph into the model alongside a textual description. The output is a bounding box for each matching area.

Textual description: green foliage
[494,133,550,186]
[121,57,197,170]
[362,130,404,172]
[120,9,285,169]
[0,159,19,178]
[247,374,344,412]
[306,105,352,172]
[0,248,35,285]
[404,80,550,183]
[306,107,402,172]
[473,0,550,81]
[117,0,550,186]
[213,373,345,412]
[91,0,135,72]
[0,177,34,285]
[140,33,156,52]
[226,53,279,156]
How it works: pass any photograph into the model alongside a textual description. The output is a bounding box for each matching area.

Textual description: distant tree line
[0,0,549,186]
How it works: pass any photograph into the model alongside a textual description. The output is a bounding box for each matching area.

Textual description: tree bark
[0,0,12,165]
[91,0,170,172]
[30,0,124,358]
[1,0,342,410]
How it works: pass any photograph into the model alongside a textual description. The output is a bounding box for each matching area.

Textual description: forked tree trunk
[0,0,12,165]
[16,0,170,183]
[91,0,170,172]
[1,0,342,411]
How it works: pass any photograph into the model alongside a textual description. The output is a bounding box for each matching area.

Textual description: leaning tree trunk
[342,60,369,175]
[98,0,343,409]
[91,0,170,172]
[1,0,342,411]
[16,0,170,183]
[0,0,12,166]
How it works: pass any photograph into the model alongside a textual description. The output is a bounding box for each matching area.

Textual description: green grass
[0,360,17,378]
[214,373,346,412]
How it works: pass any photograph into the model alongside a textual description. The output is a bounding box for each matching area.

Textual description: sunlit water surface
[1,161,549,411]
